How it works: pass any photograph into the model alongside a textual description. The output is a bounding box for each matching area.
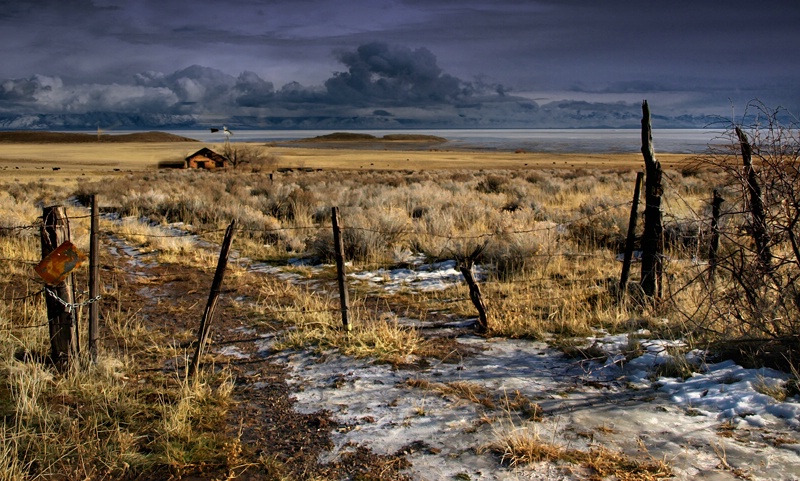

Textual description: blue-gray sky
[1,0,798,129]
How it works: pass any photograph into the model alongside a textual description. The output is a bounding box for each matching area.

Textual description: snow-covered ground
[228,262,800,480]
[253,333,799,481]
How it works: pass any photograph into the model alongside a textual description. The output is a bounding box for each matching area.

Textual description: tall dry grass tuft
[0,221,239,480]
[0,348,237,478]
[491,423,672,479]
[270,284,424,364]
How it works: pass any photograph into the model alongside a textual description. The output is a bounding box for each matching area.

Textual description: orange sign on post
[35,240,87,285]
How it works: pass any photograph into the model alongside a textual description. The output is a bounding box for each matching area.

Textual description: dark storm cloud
[234,72,276,107]
[0,41,491,116]
[0,77,42,102]
[0,73,179,115]
[0,0,798,128]
[324,43,471,105]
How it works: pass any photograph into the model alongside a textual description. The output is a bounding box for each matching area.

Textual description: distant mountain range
[0,110,713,131]
[0,113,197,130]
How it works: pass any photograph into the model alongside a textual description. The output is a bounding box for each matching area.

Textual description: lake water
[147,128,728,154]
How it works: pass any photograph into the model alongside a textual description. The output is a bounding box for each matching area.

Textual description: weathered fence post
[40,205,77,367]
[708,190,724,284]
[88,195,100,363]
[640,101,664,299]
[331,207,351,332]
[736,127,772,274]
[459,242,489,333]
[460,263,488,333]
[190,219,236,377]
[619,171,644,298]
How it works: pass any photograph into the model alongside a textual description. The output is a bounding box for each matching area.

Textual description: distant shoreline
[0,131,198,143]
[0,128,719,154]
[0,130,450,146]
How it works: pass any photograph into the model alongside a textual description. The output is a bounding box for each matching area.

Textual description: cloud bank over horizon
[1,0,797,130]
[0,42,721,130]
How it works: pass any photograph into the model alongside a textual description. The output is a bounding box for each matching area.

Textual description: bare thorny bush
[221,142,278,172]
[688,102,800,345]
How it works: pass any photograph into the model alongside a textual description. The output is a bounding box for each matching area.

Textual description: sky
[0,0,799,129]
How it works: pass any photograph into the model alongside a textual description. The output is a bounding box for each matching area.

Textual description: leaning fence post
[459,262,488,334]
[40,205,77,367]
[708,190,724,284]
[190,219,236,377]
[88,194,100,363]
[736,127,772,274]
[619,171,644,299]
[331,207,351,332]
[640,100,664,299]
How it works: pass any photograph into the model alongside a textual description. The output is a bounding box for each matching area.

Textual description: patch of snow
[349,260,485,294]
[229,326,257,336]
[217,345,250,359]
[254,333,277,355]
[657,360,800,427]
[267,335,800,480]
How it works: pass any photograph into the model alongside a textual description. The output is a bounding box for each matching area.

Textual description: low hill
[0,131,199,143]
[300,132,447,142]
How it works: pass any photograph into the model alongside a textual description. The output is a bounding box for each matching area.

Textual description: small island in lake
[300,132,447,142]
[285,131,447,150]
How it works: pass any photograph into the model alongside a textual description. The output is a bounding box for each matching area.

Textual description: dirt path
[107,243,412,480]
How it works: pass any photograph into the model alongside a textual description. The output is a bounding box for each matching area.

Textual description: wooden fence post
[619,171,644,298]
[708,190,724,284]
[88,195,100,363]
[190,219,236,377]
[640,101,664,299]
[331,207,351,332]
[736,127,772,274]
[40,205,76,367]
[459,262,488,333]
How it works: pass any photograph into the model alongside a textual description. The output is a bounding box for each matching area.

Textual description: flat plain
[0,135,695,184]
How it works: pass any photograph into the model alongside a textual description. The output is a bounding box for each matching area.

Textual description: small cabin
[185,148,229,169]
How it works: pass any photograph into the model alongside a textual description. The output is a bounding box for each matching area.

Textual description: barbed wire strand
[0,257,38,266]
[89,198,633,242]
[0,289,44,302]
[0,224,41,232]
[0,321,49,331]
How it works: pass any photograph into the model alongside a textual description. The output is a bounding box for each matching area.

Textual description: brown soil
[104,252,412,480]
[0,131,199,143]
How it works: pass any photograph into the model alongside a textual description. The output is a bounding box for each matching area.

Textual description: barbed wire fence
[0,178,730,345]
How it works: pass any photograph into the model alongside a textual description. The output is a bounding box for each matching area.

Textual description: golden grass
[0,141,695,184]
[405,378,498,409]
[0,345,237,479]
[404,379,544,421]
[753,375,789,402]
[273,304,425,365]
[1,161,720,351]
[492,425,672,480]
[0,227,242,479]
[0,148,735,479]
[110,216,198,262]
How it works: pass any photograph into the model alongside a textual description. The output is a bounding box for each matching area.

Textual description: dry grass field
[1,129,798,480]
[0,134,695,184]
